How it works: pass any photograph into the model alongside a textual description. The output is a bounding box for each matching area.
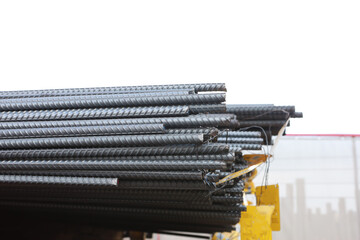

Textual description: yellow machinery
[212,154,281,240]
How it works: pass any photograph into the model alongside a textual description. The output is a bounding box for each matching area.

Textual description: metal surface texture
[0,144,230,159]
[0,160,227,171]
[0,115,234,129]
[0,170,206,180]
[0,124,165,139]
[0,175,118,186]
[0,134,204,149]
[0,83,302,234]
[0,90,193,103]
[0,105,190,121]
[0,93,226,111]
[0,83,226,98]
[217,137,263,144]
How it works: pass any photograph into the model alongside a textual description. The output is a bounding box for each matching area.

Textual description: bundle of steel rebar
[0,83,301,234]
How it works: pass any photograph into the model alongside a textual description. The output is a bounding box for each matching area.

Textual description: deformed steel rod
[217,137,263,144]
[0,124,165,139]
[0,144,230,159]
[166,128,219,136]
[0,115,235,129]
[238,120,289,128]
[0,105,190,121]
[0,88,196,99]
[218,131,261,138]
[115,180,215,190]
[0,90,193,103]
[0,160,227,171]
[0,134,204,149]
[0,175,118,186]
[0,83,226,98]
[0,170,208,181]
[228,143,262,150]
[0,93,226,111]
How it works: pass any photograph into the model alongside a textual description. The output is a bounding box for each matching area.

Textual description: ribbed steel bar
[0,175,118,186]
[0,203,240,228]
[0,83,226,98]
[216,137,263,144]
[0,106,189,121]
[294,112,303,118]
[0,170,207,180]
[0,195,243,212]
[29,153,234,162]
[0,160,227,171]
[0,187,210,201]
[228,146,242,153]
[0,200,240,219]
[212,196,243,204]
[236,112,290,120]
[189,104,226,114]
[0,93,226,111]
[229,143,262,150]
[227,104,274,107]
[57,153,235,162]
[166,128,219,136]
[0,88,196,99]
[218,131,261,138]
[0,144,230,159]
[0,134,204,149]
[0,115,234,129]
[116,180,214,190]
[226,105,296,119]
[0,211,233,233]
[0,124,165,139]
[239,120,289,128]
[0,90,193,103]
[212,187,244,195]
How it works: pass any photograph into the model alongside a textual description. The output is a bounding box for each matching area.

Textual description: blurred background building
[254,135,360,240]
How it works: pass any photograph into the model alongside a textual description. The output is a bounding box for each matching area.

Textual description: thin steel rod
[166,128,219,136]
[0,144,230,159]
[0,90,193,103]
[228,143,262,150]
[0,170,207,180]
[0,88,196,99]
[0,175,118,186]
[0,93,226,111]
[0,134,204,149]
[0,160,226,171]
[218,131,261,138]
[0,106,190,121]
[0,124,165,139]
[0,83,226,97]
[216,137,263,144]
[0,115,235,129]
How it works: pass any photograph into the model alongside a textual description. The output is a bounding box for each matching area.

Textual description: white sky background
[0,0,359,134]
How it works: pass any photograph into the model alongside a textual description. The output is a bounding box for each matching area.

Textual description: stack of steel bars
[0,83,301,234]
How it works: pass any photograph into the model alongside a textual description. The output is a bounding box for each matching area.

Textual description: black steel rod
[0,94,226,111]
[0,160,227,171]
[0,115,235,129]
[0,134,204,149]
[0,170,207,180]
[216,137,263,144]
[0,90,193,103]
[0,106,190,121]
[0,144,230,159]
[0,83,226,98]
[0,175,118,186]
[0,124,165,139]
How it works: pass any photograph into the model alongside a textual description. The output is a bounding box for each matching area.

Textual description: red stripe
[285,134,360,137]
